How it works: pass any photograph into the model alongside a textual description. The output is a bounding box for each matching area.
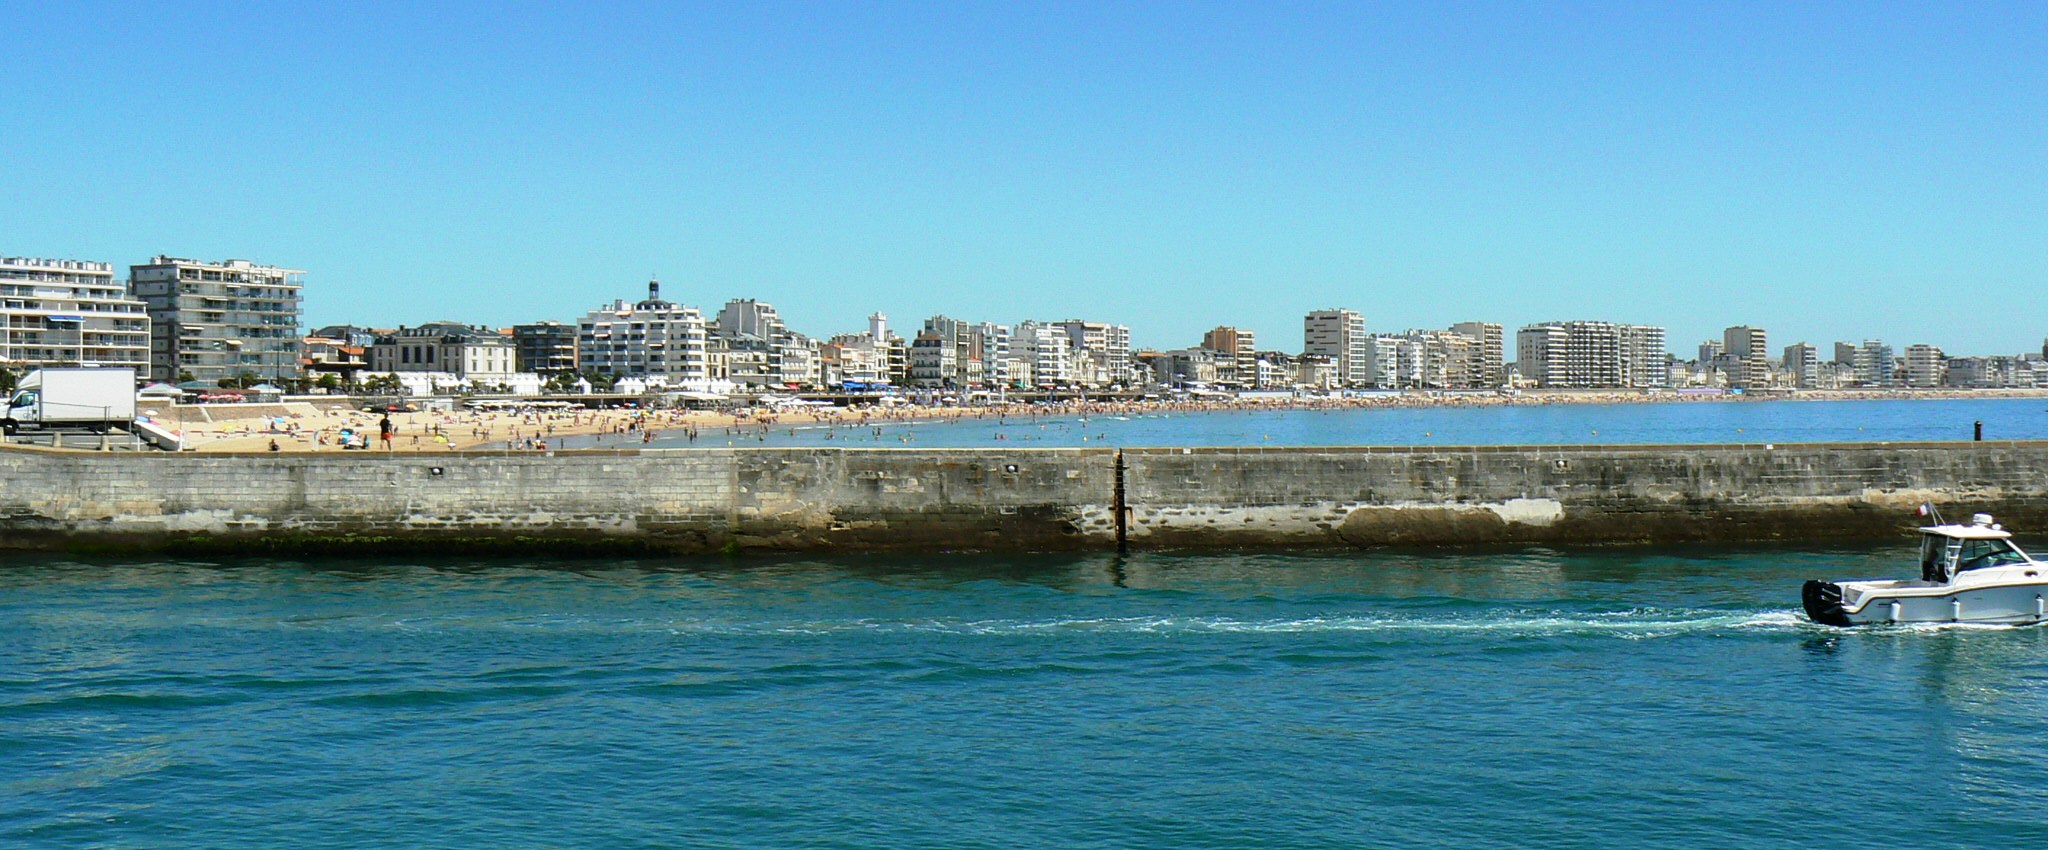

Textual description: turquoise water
[9,548,2048,848]
[659,396,2048,448]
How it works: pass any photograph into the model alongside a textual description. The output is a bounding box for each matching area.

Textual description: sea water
[7,547,2048,848]
[656,396,2048,449]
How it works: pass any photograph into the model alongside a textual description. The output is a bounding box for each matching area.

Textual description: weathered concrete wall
[1116,443,2048,547]
[0,446,1112,553]
[1,441,2044,553]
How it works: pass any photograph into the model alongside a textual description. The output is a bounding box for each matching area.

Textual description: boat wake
[738,608,1818,639]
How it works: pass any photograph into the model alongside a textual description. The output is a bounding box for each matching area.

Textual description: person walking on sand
[379,415,394,450]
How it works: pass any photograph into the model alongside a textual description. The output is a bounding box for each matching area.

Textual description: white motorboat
[1803,511,2048,626]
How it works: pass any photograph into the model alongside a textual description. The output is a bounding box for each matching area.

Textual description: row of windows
[176,269,292,285]
[0,272,117,285]
[0,298,145,311]
[1,349,146,363]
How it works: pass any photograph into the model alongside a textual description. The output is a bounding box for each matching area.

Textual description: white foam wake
[742,608,1817,639]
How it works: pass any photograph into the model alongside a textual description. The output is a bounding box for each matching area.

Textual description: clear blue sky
[4,1,2044,356]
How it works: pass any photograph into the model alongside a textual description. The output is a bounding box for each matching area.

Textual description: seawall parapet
[2,442,2044,553]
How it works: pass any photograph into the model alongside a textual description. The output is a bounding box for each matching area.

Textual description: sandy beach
[140,386,2048,453]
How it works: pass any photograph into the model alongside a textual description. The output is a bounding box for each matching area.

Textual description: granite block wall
[2,442,2043,552]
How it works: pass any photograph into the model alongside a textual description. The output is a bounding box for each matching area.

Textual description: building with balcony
[1449,321,1504,387]
[1783,342,1820,388]
[1200,326,1259,387]
[1012,321,1074,387]
[1304,309,1367,386]
[1722,325,1769,388]
[130,256,303,384]
[1515,321,1668,389]
[512,321,579,375]
[1902,344,1945,388]
[576,279,710,387]
[0,256,149,371]
[1851,340,1896,387]
[1053,320,1132,387]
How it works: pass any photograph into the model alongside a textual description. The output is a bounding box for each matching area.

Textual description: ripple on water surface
[4,548,2048,848]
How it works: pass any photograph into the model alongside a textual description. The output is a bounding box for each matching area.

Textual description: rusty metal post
[1113,449,1129,554]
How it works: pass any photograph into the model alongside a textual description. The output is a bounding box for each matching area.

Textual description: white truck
[3,367,138,434]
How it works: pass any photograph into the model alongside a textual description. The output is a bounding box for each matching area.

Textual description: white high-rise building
[1304,309,1367,386]
[1013,321,1073,387]
[1853,340,1895,387]
[1515,324,1568,388]
[1360,336,1405,389]
[1903,344,1945,388]
[576,279,710,386]
[1516,321,1668,389]
[0,257,149,373]
[1626,325,1668,388]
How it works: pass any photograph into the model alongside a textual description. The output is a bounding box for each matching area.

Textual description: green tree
[0,366,16,394]
[315,374,342,392]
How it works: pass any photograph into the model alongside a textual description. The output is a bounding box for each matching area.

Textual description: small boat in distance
[1804,508,2048,626]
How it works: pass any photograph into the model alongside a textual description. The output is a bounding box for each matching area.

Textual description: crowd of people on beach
[155,385,2048,453]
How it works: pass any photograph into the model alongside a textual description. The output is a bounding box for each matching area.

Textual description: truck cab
[3,387,42,434]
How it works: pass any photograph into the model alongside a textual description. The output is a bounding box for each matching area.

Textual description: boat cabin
[1918,514,2033,582]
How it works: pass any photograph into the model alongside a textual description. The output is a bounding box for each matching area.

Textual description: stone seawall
[2,441,2045,553]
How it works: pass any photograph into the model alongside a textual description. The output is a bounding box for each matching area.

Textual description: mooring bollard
[1974,420,1983,441]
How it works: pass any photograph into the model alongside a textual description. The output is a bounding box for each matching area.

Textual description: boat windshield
[1957,538,2028,572]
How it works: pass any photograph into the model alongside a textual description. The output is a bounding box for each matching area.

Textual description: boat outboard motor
[1802,581,1851,627]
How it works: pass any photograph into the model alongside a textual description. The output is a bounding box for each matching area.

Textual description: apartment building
[1304,309,1367,386]
[0,256,149,371]
[1783,342,1820,389]
[1719,325,1768,388]
[1054,320,1132,387]
[1449,321,1504,387]
[1902,344,1945,388]
[1851,340,1895,387]
[1199,326,1259,387]
[576,280,710,386]
[1012,321,1073,387]
[1516,321,1668,389]
[915,315,1010,388]
[129,256,303,383]
[512,322,579,375]
[1360,336,1408,389]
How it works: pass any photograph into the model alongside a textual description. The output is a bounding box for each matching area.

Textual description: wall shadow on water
[0,540,1908,609]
